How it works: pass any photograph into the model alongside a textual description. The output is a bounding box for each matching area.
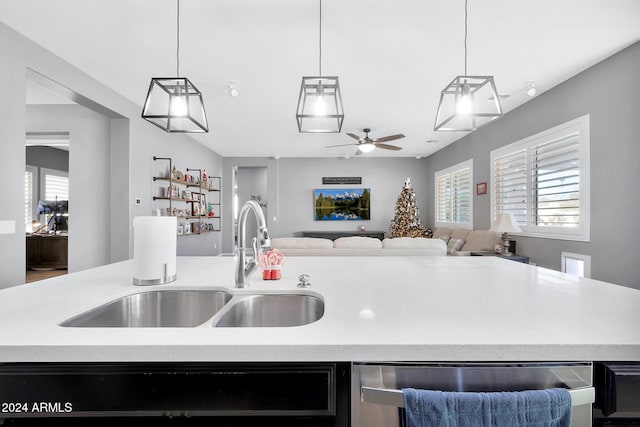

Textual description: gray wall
[237,166,268,246]
[424,41,640,289]
[26,146,69,171]
[0,21,223,288]
[222,157,429,252]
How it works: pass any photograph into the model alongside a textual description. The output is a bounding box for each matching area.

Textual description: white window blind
[435,159,473,228]
[435,174,452,223]
[493,149,527,225]
[44,172,69,201]
[491,115,590,241]
[25,169,34,232]
[532,135,580,227]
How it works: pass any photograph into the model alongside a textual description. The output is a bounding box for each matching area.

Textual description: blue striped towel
[403,388,572,427]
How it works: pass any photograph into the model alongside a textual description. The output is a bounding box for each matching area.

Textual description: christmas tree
[389,178,433,238]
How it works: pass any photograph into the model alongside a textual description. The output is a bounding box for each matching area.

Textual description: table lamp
[490,213,522,256]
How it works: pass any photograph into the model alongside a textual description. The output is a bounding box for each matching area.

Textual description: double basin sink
[59,289,324,328]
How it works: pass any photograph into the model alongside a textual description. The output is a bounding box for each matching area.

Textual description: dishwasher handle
[361,386,595,408]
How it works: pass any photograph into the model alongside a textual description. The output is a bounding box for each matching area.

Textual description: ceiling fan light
[434,75,503,131]
[359,142,376,153]
[296,76,344,133]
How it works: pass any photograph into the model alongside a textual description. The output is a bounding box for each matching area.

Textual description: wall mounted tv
[314,188,370,221]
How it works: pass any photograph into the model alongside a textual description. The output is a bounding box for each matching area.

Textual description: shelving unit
[152,156,221,237]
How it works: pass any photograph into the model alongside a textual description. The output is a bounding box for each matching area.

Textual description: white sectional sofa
[270,236,447,256]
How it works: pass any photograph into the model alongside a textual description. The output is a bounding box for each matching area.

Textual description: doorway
[233,166,268,251]
[25,133,70,282]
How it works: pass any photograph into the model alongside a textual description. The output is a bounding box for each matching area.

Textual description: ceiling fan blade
[375,143,403,151]
[375,134,405,143]
[346,133,362,141]
[326,143,357,148]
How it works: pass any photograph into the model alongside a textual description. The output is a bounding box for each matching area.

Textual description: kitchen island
[0,255,638,363]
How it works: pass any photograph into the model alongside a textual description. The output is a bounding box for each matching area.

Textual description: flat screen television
[314,188,370,221]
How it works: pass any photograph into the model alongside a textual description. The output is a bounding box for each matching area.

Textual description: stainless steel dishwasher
[352,362,595,427]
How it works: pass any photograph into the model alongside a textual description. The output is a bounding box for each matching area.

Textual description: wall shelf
[152,157,221,236]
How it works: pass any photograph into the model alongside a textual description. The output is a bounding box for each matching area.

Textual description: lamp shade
[296,76,344,133]
[490,213,522,233]
[434,75,503,131]
[142,77,208,133]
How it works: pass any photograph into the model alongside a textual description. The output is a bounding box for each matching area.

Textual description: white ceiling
[3,0,640,158]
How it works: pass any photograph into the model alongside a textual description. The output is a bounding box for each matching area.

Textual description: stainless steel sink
[59,290,231,327]
[213,294,324,327]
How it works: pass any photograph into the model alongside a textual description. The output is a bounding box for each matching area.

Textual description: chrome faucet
[235,200,271,288]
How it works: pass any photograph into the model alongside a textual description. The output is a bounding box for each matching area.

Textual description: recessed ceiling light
[228,81,239,97]
[526,82,536,97]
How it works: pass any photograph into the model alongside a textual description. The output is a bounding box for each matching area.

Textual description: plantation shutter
[435,160,472,227]
[531,134,580,227]
[25,170,33,230]
[45,174,69,201]
[493,148,527,225]
[435,174,452,223]
[452,168,470,224]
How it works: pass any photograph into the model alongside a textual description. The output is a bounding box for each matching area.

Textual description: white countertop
[1,255,639,363]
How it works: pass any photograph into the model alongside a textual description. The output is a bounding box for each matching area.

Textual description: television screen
[314,188,370,221]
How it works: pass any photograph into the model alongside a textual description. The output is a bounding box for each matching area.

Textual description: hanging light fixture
[434,0,502,131]
[142,0,208,133]
[296,0,344,133]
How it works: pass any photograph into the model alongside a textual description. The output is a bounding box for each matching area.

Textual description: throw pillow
[446,238,465,254]
[438,234,451,244]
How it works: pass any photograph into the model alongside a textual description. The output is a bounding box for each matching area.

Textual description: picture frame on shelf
[192,202,200,216]
[476,182,487,195]
[177,226,184,236]
[200,193,207,216]
[196,193,207,216]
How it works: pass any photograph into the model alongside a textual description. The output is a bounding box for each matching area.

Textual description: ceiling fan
[326,128,405,155]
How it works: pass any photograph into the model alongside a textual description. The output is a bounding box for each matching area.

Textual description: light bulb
[313,95,326,116]
[313,83,326,116]
[456,84,473,115]
[170,94,188,117]
[359,143,376,153]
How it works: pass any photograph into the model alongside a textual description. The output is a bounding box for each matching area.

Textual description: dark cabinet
[26,235,68,270]
[0,362,350,426]
[594,362,640,425]
[301,230,386,240]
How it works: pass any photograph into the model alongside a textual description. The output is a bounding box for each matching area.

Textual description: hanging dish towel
[403,388,571,427]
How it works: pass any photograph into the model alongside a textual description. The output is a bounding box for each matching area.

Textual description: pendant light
[296,0,344,133]
[434,0,502,131]
[142,0,208,133]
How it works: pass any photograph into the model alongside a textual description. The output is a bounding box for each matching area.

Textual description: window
[25,166,37,233]
[435,159,473,228]
[42,169,69,201]
[490,115,590,241]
